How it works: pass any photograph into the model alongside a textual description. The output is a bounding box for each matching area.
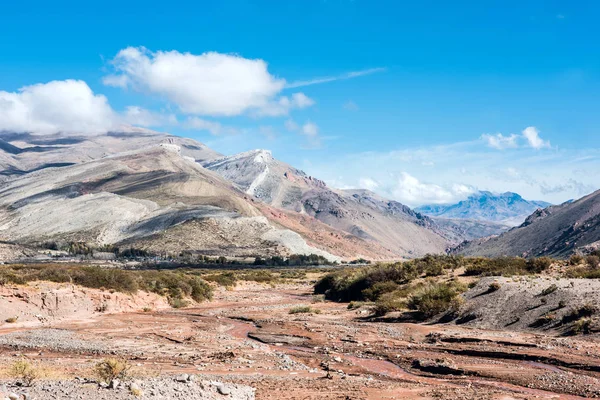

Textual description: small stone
[8,393,20,400]
[175,374,189,383]
[108,378,120,389]
[216,383,231,395]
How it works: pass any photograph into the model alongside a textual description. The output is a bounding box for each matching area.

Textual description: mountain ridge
[416,191,551,226]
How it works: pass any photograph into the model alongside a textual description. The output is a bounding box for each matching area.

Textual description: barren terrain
[1,274,599,399]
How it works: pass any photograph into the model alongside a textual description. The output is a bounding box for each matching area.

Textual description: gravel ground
[0,329,106,354]
[0,377,255,400]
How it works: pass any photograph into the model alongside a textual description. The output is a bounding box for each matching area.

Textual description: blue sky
[1,0,599,206]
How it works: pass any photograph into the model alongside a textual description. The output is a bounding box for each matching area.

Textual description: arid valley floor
[1,269,599,399]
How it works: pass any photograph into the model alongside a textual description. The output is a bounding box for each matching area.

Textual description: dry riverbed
[1,278,599,399]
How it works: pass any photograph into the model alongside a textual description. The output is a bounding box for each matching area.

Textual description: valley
[1,264,599,399]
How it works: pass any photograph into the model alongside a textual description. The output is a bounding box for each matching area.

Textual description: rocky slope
[0,127,222,179]
[205,151,450,257]
[0,141,338,261]
[455,190,600,258]
[417,191,551,226]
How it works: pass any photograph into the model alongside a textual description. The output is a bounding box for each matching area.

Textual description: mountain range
[0,129,455,261]
[0,128,594,261]
[416,191,551,226]
[455,191,600,258]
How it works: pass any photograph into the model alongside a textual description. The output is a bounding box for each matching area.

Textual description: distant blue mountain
[416,191,551,226]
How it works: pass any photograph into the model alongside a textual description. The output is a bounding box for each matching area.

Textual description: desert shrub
[407,281,467,318]
[347,301,364,310]
[526,257,553,273]
[240,270,277,283]
[94,358,131,383]
[312,294,326,303]
[279,269,308,280]
[203,272,237,287]
[168,297,189,309]
[463,257,528,276]
[572,317,594,335]
[9,359,40,386]
[289,306,319,314]
[569,254,584,265]
[361,281,399,301]
[373,291,408,316]
[314,262,421,302]
[586,255,600,269]
[564,266,600,279]
[562,304,596,324]
[540,284,558,296]
[142,307,152,313]
[0,264,213,306]
[463,256,552,276]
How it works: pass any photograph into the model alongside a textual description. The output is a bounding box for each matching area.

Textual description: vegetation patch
[289,306,320,314]
[0,264,212,306]
[94,358,132,383]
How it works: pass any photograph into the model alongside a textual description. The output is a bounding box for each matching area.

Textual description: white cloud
[522,126,550,149]
[359,177,379,191]
[0,80,118,135]
[253,92,315,117]
[104,47,314,117]
[183,116,239,135]
[123,106,177,127]
[388,172,475,206]
[286,67,386,89]
[301,122,319,137]
[481,127,550,150]
[481,133,518,149]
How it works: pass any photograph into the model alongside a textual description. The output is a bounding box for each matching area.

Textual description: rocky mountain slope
[0,138,339,261]
[455,190,600,258]
[204,150,450,257]
[0,127,222,178]
[417,191,551,226]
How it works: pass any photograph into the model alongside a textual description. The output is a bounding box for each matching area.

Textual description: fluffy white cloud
[481,133,518,149]
[104,47,314,117]
[482,127,550,150]
[389,172,475,206]
[522,126,550,149]
[0,80,118,134]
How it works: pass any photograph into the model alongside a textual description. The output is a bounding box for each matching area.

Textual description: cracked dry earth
[1,280,600,399]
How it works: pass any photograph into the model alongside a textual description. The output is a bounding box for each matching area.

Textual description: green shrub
[9,359,40,386]
[373,291,407,316]
[540,284,558,296]
[407,281,467,318]
[586,255,600,269]
[203,272,237,287]
[289,306,320,314]
[361,281,399,301]
[0,264,212,307]
[569,254,584,265]
[572,317,593,335]
[94,358,131,383]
